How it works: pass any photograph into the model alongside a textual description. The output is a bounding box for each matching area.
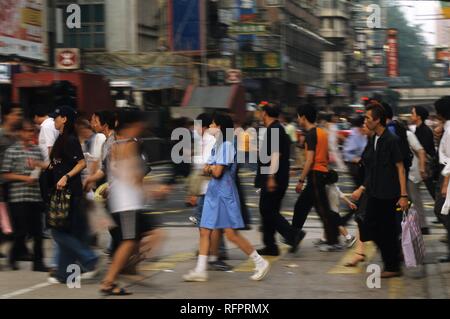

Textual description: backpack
[388,121,414,169]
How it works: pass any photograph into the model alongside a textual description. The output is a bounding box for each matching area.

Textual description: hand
[99,186,109,199]
[295,181,304,194]
[348,202,358,210]
[397,197,409,212]
[420,169,427,181]
[267,176,277,192]
[352,157,361,164]
[351,188,363,202]
[203,165,211,176]
[442,181,449,198]
[56,175,68,190]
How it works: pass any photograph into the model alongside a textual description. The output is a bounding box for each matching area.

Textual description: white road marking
[0,282,55,299]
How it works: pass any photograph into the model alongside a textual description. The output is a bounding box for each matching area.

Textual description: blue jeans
[197,195,227,255]
[51,229,98,281]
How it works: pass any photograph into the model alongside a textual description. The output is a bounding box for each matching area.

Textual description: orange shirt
[305,127,329,173]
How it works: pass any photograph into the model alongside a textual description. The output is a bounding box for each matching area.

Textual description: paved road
[0,166,448,299]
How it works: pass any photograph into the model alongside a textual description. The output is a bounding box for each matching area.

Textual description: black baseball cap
[50,105,77,122]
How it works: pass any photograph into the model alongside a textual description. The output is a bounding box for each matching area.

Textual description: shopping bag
[0,202,13,235]
[401,207,426,268]
[47,189,72,231]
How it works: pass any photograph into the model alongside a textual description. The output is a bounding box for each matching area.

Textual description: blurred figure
[100,109,152,295]
[33,106,59,163]
[1,120,48,272]
[411,106,438,200]
[434,96,450,263]
[280,113,298,162]
[256,104,303,256]
[327,114,347,172]
[343,116,367,188]
[183,113,270,282]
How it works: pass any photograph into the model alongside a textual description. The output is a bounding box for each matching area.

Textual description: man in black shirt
[255,104,304,256]
[353,102,409,278]
[411,106,437,199]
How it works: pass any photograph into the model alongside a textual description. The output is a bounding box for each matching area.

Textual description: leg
[312,172,340,245]
[259,190,278,250]
[209,229,222,257]
[8,203,27,268]
[424,176,436,200]
[408,181,428,229]
[292,182,314,230]
[28,203,45,267]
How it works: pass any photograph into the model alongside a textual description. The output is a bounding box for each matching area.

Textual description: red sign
[55,48,80,70]
[386,29,399,78]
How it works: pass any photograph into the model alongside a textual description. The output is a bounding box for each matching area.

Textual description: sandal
[100,283,132,296]
[344,253,366,267]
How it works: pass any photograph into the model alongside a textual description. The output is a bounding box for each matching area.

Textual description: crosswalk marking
[328,242,377,274]
[138,252,196,271]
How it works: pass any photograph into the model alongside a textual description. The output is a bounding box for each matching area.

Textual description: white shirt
[193,131,216,195]
[326,184,346,213]
[439,120,450,173]
[91,133,106,160]
[374,135,380,151]
[406,130,424,184]
[39,117,59,162]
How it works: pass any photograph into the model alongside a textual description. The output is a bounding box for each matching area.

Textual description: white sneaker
[81,268,99,280]
[47,277,63,284]
[250,259,270,281]
[188,216,198,225]
[182,270,208,282]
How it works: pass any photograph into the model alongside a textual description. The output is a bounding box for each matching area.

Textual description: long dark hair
[50,116,77,161]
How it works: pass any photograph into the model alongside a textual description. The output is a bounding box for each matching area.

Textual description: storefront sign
[236,52,281,70]
[386,29,399,78]
[229,23,269,36]
[55,48,80,70]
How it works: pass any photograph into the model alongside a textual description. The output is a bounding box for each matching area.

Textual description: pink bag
[0,202,13,235]
[401,207,426,268]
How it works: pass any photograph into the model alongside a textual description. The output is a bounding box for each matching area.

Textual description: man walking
[256,104,303,256]
[293,104,340,252]
[358,102,409,277]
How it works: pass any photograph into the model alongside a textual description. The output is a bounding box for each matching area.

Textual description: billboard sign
[168,0,202,52]
[0,0,46,61]
[55,48,80,70]
[236,52,281,70]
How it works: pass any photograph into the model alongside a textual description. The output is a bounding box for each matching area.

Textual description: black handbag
[47,189,72,231]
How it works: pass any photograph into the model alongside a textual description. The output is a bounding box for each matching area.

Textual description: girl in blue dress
[183,113,270,282]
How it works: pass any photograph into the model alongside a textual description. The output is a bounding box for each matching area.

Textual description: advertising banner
[168,0,202,52]
[0,0,46,61]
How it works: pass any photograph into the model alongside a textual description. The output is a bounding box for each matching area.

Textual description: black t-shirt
[50,134,84,196]
[363,129,403,199]
[415,123,436,158]
[255,121,291,189]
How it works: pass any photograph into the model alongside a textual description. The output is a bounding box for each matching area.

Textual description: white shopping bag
[401,207,426,268]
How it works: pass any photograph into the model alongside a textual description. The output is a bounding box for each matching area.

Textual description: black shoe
[208,260,233,271]
[33,263,49,273]
[0,252,6,259]
[17,254,33,262]
[438,255,450,263]
[218,253,229,261]
[432,219,441,225]
[421,227,430,235]
[289,230,306,254]
[257,247,279,256]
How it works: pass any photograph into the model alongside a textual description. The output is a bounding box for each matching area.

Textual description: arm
[267,152,280,192]
[57,159,87,190]
[442,175,450,198]
[296,150,314,193]
[396,161,409,211]
[2,173,35,184]
[418,149,426,178]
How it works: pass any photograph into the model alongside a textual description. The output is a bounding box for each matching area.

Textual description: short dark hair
[366,101,387,127]
[212,112,234,142]
[261,104,281,118]
[33,105,50,118]
[435,96,450,120]
[196,113,212,128]
[413,106,429,122]
[326,169,339,185]
[94,110,116,129]
[351,115,365,128]
[297,104,317,123]
[115,108,144,131]
[381,102,393,119]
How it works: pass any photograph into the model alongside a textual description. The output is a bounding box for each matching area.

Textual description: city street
[0,166,449,299]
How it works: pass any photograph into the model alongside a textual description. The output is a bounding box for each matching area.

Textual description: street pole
[200,0,208,87]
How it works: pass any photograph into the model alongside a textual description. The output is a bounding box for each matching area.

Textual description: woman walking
[183,113,270,282]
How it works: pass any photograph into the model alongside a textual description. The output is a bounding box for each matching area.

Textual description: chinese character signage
[229,23,269,36]
[236,52,281,70]
[386,29,399,78]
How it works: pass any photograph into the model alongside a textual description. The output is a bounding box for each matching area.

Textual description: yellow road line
[138,252,196,271]
[328,242,377,274]
[233,246,289,272]
[388,277,404,299]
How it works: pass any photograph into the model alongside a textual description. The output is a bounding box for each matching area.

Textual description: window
[57,2,106,50]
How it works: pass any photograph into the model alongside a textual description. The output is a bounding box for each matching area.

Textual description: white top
[374,135,380,151]
[326,184,346,213]
[193,131,216,195]
[439,120,450,173]
[406,130,424,184]
[38,117,59,162]
[91,133,106,160]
